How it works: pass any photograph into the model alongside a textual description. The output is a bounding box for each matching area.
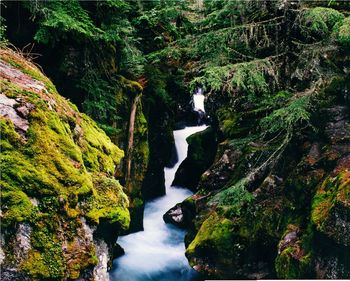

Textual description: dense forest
[0,0,349,280]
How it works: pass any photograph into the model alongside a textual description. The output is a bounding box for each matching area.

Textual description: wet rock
[0,224,33,281]
[304,142,321,167]
[253,175,284,199]
[173,127,217,191]
[112,243,125,259]
[0,60,46,94]
[163,204,184,227]
[16,103,34,118]
[164,198,196,229]
[14,223,32,263]
[277,225,300,254]
[314,232,350,279]
[323,106,350,144]
[0,93,30,138]
[198,146,242,192]
[0,245,4,265]
[93,240,110,281]
[142,114,173,200]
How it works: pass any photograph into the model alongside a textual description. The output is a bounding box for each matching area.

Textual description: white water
[110,93,206,281]
[193,88,205,112]
[110,125,207,281]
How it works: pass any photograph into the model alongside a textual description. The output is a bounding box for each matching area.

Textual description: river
[110,93,206,281]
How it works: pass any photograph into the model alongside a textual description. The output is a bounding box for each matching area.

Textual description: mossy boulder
[275,225,314,279]
[311,165,350,246]
[185,211,236,277]
[0,48,130,280]
[185,173,296,279]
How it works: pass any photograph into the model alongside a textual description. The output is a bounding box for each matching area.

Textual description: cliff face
[2,1,151,233]
[185,101,350,279]
[171,3,350,280]
[0,48,130,280]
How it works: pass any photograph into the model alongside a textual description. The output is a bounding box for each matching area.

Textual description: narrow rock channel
[110,94,206,281]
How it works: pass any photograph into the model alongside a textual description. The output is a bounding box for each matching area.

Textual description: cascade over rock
[2,0,350,279]
[172,127,217,191]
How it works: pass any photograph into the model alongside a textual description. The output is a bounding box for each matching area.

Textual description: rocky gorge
[1,0,350,280]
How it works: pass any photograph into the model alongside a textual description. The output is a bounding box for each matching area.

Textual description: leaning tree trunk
[126,94,141,193]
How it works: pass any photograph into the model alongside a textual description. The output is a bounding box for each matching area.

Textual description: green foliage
[202,0,246,29]
[133,2,190,54]
[210,179,254,217]
[260,96,313,135]
[143,65,174,107]
[190,59,276,99]
[216,109,240,138]
[300,7,345,40]
[333,17,350,46]
[81,73,124,133]
[31,0,102,44]
[23,0,145,81]
[0,16,7,43]
[258,91,293,110]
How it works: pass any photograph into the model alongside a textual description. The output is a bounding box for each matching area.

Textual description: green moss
[333,17,350,46]
[301,7,345,40]
[186,212,234,256]
[27,222,65,278]
[80,115,124,175]
[0,79,24,98]
[20,250,51,279]
[311,170,350,244]
[1,50,130,280]
[216,109,240,138]
[85,176,130,229]
[1,190,36,227]
[275,247,312,279]
[64,242,97,279]
[0,117,22,150]
[118,75,143,95]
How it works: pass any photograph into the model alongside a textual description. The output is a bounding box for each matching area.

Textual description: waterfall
[109,126,206,281]
[192,88,205,113]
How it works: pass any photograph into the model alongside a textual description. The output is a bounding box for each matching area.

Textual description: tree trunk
[126,94,141,193]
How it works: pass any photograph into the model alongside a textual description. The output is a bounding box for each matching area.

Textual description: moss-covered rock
[311,166,350,246]
[275,225,314,279]
[0,48,130,280]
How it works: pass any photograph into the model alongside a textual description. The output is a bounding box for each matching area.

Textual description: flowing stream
[110,92,206,281]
